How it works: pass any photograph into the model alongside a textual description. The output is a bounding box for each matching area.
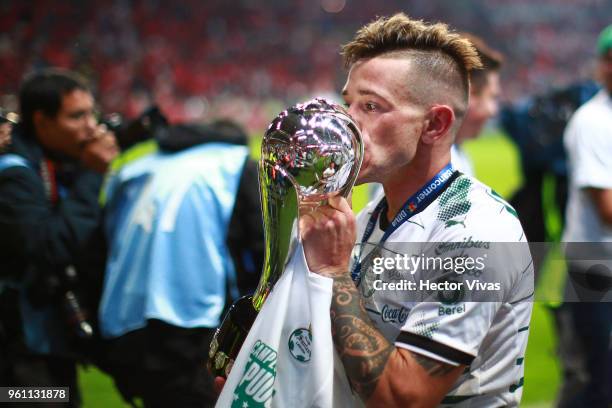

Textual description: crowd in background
[0,0,610,131]
[0,2,611,406]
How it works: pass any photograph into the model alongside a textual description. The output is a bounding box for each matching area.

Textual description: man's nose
[87,113,98,129]
[347,106,363,129]
[85,113,97,133]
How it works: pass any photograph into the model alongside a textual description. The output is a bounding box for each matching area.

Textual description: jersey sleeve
[395,301,495,366]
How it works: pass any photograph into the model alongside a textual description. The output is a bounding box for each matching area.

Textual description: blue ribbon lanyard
[351,163,456,282]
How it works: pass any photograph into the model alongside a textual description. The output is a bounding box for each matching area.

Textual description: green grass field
[79,131,560,407]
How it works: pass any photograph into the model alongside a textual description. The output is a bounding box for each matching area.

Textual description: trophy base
[207,295,258,378]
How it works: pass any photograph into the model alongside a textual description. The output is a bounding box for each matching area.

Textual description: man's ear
[422,105,454,144]
[33,111,49,136]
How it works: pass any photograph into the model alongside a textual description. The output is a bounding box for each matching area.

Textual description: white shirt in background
[563,90,612,243]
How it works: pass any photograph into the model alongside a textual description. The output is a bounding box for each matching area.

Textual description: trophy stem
[252,162,300,311]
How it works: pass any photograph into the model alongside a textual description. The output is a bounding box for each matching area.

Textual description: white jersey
[563,89,612,243]
[352,173,534,407]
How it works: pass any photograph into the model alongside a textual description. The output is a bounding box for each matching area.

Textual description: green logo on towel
[232,340,277,408]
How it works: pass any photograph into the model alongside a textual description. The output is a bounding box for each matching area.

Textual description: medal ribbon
[351,163,457,283]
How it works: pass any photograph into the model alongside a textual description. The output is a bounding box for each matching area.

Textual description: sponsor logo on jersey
[438,303,466,316]
[434,236,491,255]
[381,304,409,324]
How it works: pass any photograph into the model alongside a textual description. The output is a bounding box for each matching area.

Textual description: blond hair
[342,13,482,118]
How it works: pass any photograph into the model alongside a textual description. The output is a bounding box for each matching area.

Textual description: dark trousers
[0,352,80,408]
[0,289,80,407]
[555,302,612,408]
[105,319,217,408]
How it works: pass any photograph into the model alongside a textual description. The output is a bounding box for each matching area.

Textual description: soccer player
[452,33,503,176]
[300,14,534,406]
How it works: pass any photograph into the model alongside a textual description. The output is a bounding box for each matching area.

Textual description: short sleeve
[395,301,498,366]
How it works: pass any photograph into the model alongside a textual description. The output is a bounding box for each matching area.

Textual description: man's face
[599,50,612,93]
[342,57,427,185]
[456,71,500,144]
[36,89,97,159]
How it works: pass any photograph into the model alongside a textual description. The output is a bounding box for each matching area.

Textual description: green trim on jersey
[438,175,472,228]
[488,189,519,218]
[412,314,440,339]
[509,377,524,392]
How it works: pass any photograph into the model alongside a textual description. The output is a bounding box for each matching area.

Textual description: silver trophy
[208,98,363,377]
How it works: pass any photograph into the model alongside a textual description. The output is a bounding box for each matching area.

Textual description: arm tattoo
[329,274,393,400]
[409,351,457,377]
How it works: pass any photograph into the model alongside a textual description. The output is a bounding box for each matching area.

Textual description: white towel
[216,244,359,408]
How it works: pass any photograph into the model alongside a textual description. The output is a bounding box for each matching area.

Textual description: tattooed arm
[329,274,394,398]
[300,197,464,407]
[329,274,464,407]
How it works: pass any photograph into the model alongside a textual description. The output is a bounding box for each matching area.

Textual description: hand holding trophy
[208,98,363,379]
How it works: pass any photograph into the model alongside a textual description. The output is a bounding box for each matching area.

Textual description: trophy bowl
[262,97,362,203]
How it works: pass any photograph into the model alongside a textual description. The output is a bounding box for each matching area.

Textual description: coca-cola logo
[381,304,409,324]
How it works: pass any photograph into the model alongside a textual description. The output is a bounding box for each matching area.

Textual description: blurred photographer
[0,68,118,407]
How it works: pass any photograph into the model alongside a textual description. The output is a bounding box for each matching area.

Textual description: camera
[101,106,169,151]
[25,264,94,342]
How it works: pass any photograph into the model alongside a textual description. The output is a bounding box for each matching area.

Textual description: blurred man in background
[451,33,503,176]
[99,118,263,407]
[0,109,17,152]
[0,69,117,407]
[559,24,612,408]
